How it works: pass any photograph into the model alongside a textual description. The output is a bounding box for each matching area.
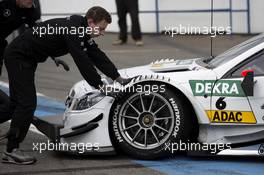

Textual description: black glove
[51,57,70,71]
[99,77,138,99]
[99,85,124,99]
[115,76,133,86]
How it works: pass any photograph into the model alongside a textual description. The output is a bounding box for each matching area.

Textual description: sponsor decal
[177,59,195,65]
[169,98,181,138]
[151,59,194,68]
[206,110,256,124]
[112,105,123,142]
[189,80,245,97]
[151,63,163,68]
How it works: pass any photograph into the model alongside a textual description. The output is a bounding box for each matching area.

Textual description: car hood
[118,58,215,84]
[69,58,216,100]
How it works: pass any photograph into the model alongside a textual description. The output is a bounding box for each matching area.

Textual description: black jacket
[0,0,40,45]
[5,15,120,88]
[0,0,40,60]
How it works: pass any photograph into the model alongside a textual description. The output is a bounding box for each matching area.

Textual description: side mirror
[241,70,254,96]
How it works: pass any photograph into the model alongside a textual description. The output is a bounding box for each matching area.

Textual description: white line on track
[1,81,46,136]
[104,48,179,54]
[0,81,45,97]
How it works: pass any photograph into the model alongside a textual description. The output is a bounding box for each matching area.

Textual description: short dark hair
[86,6,112,24]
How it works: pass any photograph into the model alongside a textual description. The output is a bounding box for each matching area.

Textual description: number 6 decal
[216,97,226,110]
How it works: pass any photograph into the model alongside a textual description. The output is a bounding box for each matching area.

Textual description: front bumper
[32,114,102,142]
[32,96,116,155]
[32,115,63,143]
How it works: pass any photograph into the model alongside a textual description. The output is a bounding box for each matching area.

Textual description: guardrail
[41,0,251,34]
[152,0,250,34]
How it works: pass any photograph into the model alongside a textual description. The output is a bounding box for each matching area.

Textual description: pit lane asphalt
[1,33,263,175]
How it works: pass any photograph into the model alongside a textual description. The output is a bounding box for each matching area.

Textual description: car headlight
[65,89,76,108]
[72,91,105,111]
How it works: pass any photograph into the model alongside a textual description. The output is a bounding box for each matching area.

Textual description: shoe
[112,39,126,45]
[135,40,144,46]
[2,149,37,165]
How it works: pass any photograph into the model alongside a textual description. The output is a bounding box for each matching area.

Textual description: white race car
[33,33,264,159]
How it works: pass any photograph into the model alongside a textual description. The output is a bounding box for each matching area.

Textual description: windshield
[209,33,264,67]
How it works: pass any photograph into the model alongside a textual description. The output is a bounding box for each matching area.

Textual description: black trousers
[116,0,142,42]
[0,42,12,124]
[0,89,12,123]
[3,53,37,152]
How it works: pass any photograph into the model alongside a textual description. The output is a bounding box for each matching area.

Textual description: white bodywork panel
[248,76,264,123]
[61,92,115,151]
[59,35,264,153]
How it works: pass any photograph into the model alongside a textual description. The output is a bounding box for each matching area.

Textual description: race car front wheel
[109,82,193,159]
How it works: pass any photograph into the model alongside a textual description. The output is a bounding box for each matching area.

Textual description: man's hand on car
[115,76,133,86]
[99,77,133,98]
[99,84,121,98]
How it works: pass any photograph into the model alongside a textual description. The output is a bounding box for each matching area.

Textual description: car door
[208,77,255,124]
[230,51,264,123]
[208,51,264,124]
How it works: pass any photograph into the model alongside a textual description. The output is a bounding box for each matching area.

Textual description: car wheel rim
[118,92,175,150]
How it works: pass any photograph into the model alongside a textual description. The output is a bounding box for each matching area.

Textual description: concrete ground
[1,33,262,175]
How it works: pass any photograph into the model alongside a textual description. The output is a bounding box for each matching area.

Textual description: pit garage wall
[40,0,264,34]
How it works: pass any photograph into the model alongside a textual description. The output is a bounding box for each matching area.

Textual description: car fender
[125,75,210,124]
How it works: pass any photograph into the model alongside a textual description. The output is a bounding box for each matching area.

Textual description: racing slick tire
[109,82,194,159]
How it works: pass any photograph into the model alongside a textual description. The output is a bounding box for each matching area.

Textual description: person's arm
[0,39,8,75]
[86,41,120,81]
[65,35,104,89]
